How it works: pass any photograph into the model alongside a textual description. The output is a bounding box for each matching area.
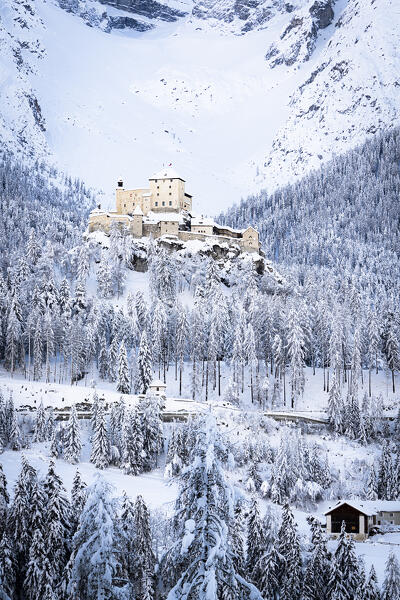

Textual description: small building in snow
[149,380,167,397]
[325,500,400,541]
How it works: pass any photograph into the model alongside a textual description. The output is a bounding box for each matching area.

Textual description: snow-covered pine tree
[33,400,47,443]
[119,491,136,591]
[366,463,378,500]
[5,303,22,376]
[229,500,245,577]
[378,441,395,500]
[363,565,381,600]
[278,503,302,600]
[302,518,331,600]
[117,340,130,394]
[286,307,305,409]
[23,529,55,600]
[33,319,43,381]
[122,408,144,475]
[43,461,71,583]
[328,521,360,600]
[9,412,22,451]
[139,393,164,471]
[246,497,266,582]
[0,464,9,537]
[90,402,110,469]
[0,533,15,600]
[382,551,400,600]
[252,542,281,600]
[68,474,122,600]
[133,495,155,600]
[70,469,87,533]
[136,331,152,394]
[161,415,264,600]
[64,405,82,464]
[328,371,343,433]
[108,335,119,383]
[176,308,188,396]
[8,458,37,592]
[98,334,108,380]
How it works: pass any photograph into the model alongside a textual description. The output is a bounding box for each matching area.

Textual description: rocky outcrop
[265,0,334,67]
[99,0,187,22]
[106,15,153,31]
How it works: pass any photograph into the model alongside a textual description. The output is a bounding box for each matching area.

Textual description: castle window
[169,192,172,195]
[155,202,158,206]
[157,185,159,189]
[157,193,159,196]
[169,201,172,206]
[170,179,173,182]
[155,179,157,183]
[162,201,165,206]
[169,185,171,189]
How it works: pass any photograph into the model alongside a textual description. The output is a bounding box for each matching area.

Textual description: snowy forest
[0,126,400,599]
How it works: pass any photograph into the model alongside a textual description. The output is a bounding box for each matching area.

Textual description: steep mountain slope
[220,126,400,304]
[0,0,399,213]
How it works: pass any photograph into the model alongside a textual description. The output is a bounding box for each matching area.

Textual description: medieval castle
[88,167,260,253]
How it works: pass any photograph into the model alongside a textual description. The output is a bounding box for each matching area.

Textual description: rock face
[265,0,335,67]
[106,15,154,31]
[99,0,187,22]
[309,0,334,28]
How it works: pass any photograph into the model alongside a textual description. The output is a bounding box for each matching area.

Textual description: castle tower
[149,167,191,212]
[131,204,143,237]
[116,178,124,213]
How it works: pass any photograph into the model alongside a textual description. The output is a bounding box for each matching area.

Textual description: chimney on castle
[117,178,124,188]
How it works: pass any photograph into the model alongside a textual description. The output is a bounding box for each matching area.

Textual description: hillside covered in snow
[0,0,399,212]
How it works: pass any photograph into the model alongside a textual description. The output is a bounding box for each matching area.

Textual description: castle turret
[131,204,143,237]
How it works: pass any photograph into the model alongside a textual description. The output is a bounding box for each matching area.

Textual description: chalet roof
[324,500,400,517]
[149,167,184,181]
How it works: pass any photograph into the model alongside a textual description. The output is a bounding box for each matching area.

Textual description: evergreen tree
[117,341,130,394]
[382,551,400,600]
[90,403,110,469]
[70,469,87,533]
[278,504,302,600]
[64,405,82,464]
[98,334,108,380]
[9,413,22,451]
[24,529,54,600]
[68,474,122,600]
[0,464,9,537]
[161,415,263,600]
[136,331,152,394]
[119,491,136,589]
[328,521,360,600]
[43,461,71,583]
[364,565,381,600]
[122,408,144,475]
[33,400,47,443]
[0,532,15,600]
[133,495,155,600]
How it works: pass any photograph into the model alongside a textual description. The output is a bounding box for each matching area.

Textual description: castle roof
[149,167,184,181]
[133,205,144,216]
[191,216,215,227]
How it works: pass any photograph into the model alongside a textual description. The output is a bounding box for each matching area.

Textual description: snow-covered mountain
[0,0,399,213]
